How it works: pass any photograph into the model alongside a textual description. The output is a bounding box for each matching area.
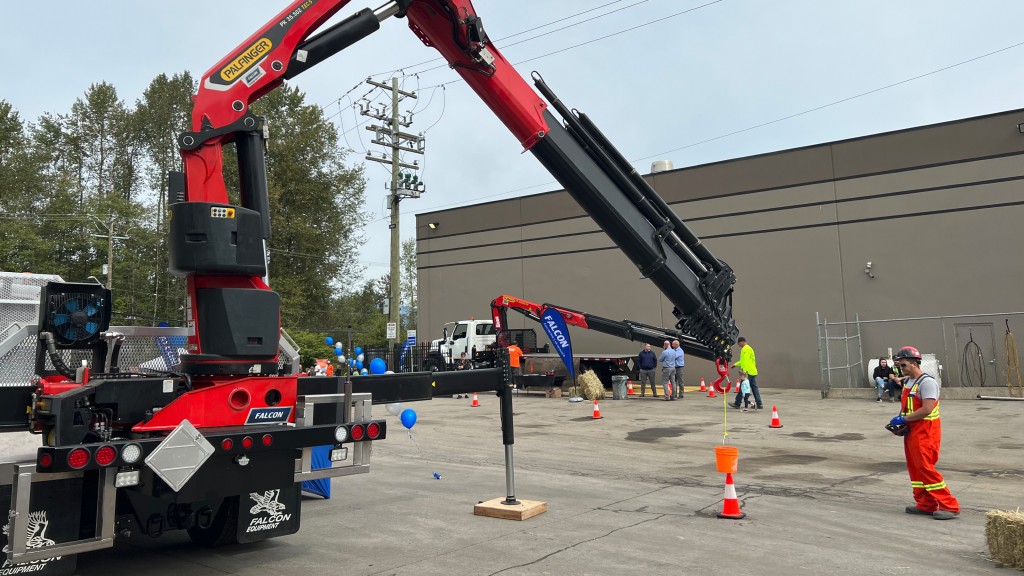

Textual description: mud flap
[0,477,81,576]
[236,484,301,544]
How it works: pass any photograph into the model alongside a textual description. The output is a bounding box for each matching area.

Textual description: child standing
[739,371,754,412]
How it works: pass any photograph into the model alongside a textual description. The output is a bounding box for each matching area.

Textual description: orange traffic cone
[769,405,783,428]
[471,392,480,408]
[699,378,707,392]
[707,384,716,398]
[627,380,635,395]
[717,472,746,519]
[591,398,602,419]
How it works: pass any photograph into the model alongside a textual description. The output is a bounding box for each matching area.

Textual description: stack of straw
[576,370,605,400]
[986,509,1024,570]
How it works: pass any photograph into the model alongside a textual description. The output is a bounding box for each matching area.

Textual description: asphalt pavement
[8,387,1023,575]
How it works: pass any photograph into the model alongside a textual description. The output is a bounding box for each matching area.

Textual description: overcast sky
[4,0,1024,284]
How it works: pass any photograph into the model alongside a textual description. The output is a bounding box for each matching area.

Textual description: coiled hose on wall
[960,330,986,387]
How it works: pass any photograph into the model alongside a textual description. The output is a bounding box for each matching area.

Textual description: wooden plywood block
[473,497,547,520]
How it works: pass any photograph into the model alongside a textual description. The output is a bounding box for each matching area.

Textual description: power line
[383,37,1024,218]
[633,38,1024,162]
[362,0,638,80]
[418,0,725,90]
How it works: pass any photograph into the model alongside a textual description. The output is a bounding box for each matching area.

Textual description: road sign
[386,322,397,339]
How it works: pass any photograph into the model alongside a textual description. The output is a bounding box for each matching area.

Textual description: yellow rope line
[721,376,732,444]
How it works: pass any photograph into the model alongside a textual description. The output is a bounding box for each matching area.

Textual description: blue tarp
[301,445,332,498]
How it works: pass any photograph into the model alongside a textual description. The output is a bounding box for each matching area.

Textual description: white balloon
[356,353,365,363]
[384,370,395,374]
[385,402,403,416]
[339,355,346,363]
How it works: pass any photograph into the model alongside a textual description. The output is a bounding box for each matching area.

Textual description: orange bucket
[714,445,739,474]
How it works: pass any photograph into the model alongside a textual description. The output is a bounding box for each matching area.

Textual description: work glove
[889,414,906,427]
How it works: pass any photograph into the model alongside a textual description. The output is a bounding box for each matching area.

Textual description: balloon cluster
[322,338,389,376]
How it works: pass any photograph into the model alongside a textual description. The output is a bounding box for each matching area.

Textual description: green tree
[400,237,418,331]
[248,85,368,329]
[134,72,196,325]
[67,82,130,202]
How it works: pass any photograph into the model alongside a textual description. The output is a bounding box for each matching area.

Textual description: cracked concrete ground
[8,388,1022,575]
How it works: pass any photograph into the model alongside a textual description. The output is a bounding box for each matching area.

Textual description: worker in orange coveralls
[888,346,960,520]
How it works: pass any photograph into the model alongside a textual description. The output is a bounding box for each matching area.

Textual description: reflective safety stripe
[903,378,941,420]
[911,481,924,487]
[924,481,947,491]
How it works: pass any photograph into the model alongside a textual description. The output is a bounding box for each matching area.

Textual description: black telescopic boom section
[527,114,715,346]
[236,130,271,240]
[528,75,734,354]
[576,111,723,274]
[581,315,716,361]
[532,77,707,276]
[285,8,382,80]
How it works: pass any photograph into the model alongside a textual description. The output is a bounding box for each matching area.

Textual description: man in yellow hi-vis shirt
[731,337,762,409]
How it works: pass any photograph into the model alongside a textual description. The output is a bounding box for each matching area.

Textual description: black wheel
[187,497,239,547]
[423,357,442,372]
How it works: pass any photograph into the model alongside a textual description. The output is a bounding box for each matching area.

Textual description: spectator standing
[731,337,762,409]
[671,339,685,399]
[873,358,898,403]
[507,342,523,379]
[888,346,960,520]
[658,340,675,401]
[636,343,659,397]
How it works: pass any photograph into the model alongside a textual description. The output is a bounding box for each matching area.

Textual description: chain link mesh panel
[0,272,64,343]
[1,327,298,386]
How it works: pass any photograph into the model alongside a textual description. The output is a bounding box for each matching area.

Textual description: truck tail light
[121,443,143,464]
[94,445,117,466]
[221,438,234,451]
[262,434,273,447]
[333,426,348,443]
[67,448,90,469]
[38,453,53,469]
[350,424,365,441]
[366,422,381,439]
[242,436,254,449]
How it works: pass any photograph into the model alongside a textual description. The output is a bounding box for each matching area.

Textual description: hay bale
[577,370,605,400]
[986,509,1024,570]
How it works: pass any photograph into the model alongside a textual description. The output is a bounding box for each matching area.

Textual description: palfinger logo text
[221,38,273,82]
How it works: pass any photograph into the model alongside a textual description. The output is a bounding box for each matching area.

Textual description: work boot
[932,510,960,520]
[905,506,932,515]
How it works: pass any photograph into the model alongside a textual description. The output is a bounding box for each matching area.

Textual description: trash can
[611,375,629,400]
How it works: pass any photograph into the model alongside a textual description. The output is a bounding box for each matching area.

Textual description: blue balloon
[400,408,417,430]
[360,368,368,375]
[325,336,334,345]
[355,360,364,370]
[354,346,363,355]
[369,358,387,375]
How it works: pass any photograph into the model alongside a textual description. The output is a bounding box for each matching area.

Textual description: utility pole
[362,77,425,348]
[91,214,128,291]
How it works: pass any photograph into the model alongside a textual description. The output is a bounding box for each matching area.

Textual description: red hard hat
[894,346,922,361]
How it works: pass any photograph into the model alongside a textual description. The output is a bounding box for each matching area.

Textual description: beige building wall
[417,109,1024,390]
